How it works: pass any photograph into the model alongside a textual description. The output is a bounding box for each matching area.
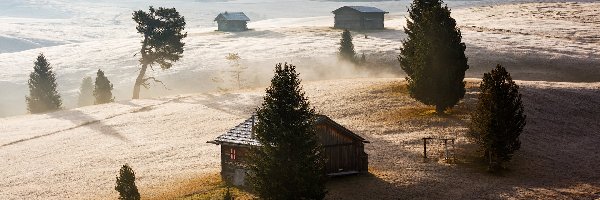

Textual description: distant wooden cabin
[332,6,388,30]
[214,12,250,32]
[208,115,369,186]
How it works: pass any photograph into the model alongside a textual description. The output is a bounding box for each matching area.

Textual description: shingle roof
[209,115,367,146]
[333,6,388,14]
[212,115,260,146]
[214,12,250,21]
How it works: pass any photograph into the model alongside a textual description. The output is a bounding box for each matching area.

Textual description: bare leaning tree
[226,53,246,89]
[131,6,187,99]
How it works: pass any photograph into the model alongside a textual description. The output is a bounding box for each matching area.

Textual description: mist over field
[3,0,599,117]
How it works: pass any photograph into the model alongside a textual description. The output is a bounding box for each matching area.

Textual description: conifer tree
[131,6,187,99]
[78,76,94,107]
[248,63,326,200]
[26,53,62,113]
[115,164,140,200]
[94,69,114,104]
[339,29,356,63]
[398,0,469,114]
[470,65,526,171]
[360,52,366,65]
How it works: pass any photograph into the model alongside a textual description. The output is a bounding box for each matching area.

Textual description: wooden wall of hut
[217,20,248,32]
[316,124,367,174]
[220,144,250,186]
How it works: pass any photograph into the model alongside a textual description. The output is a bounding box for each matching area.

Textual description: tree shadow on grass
[325,82,600,199]
[326,172,401,200]
[115,100,143,108]
[420,85,600,199]
[46,109,130,142]
[170,93,263,117]
[466,44,600,82]
[0,108,130,148]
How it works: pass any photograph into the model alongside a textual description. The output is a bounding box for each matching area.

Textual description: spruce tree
[26,53,62,113]
[78,76,94,107]
[131,7,187,99]
[248,63,326,200]
[470,65,526,171]
[115,164,140,200]
[94,69,114,104]
[360,52,366,65]
[339,29,356,63]
[398,0,469,114]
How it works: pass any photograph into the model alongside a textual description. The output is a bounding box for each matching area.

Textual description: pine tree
[115,164,140,200]
[248,63,326,200]
[132,6,187,99]
[94,69,114,104]
[339,29,356,63]
[78,76,94,107]
[26,53,62,113]
[470,65,526,171]
[398,0,469,114]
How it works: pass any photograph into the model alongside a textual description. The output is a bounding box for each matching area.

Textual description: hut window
[229,148,237,160]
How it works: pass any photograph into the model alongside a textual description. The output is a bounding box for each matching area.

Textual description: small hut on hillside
[332,6,388,30]
[208,115,369,186]
[214,12,250,32]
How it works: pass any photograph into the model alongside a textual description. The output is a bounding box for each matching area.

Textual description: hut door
[233,169,246,186]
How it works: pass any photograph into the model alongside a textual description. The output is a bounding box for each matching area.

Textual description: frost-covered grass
[1,1,600,199]
[1,78,599,199]
[171,173,254,200]
[3,1,600,117]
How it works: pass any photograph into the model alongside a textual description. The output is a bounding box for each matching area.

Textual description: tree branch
[142,76,169,90]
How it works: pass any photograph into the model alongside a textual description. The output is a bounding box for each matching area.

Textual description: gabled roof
[209,115,367,146]
[214,12,250,21]
[315,115,366,142]
[332,6,389,14]
[211,116,260,146]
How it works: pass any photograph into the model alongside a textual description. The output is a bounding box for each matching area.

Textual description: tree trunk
[132,64,148,99]
[435,105,445,115]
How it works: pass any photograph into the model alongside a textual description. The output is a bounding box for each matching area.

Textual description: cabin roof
[212,116,261,146]
[209,115,367,146]
[214,12,250,21]
[333,6,388,14]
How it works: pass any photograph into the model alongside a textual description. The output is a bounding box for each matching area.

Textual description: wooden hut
[208,115,369,186]
[332,6,388,30]
[214,12,250,32]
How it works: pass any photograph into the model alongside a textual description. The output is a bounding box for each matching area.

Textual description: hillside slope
[1,78,599,199]
[3,2,600,117]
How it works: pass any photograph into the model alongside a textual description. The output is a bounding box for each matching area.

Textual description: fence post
[444,139,449,160]
[423,138,427,158]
